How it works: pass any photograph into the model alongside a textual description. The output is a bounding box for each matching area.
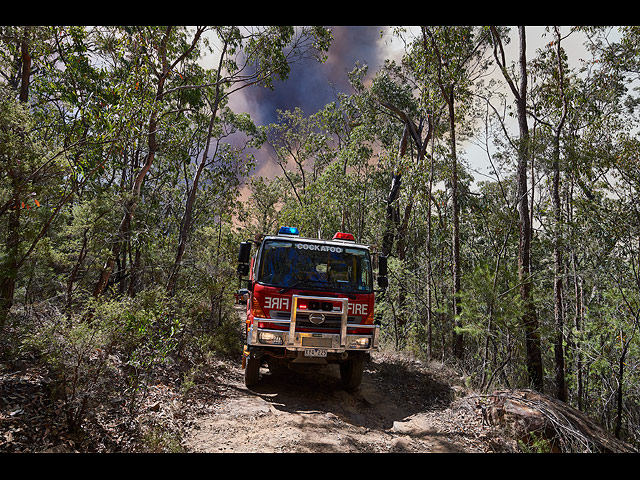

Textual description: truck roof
[262,234,370,251]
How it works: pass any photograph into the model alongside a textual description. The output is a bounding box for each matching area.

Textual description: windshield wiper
[278,280,357,299]
[278,281,305,294]
[278,279,329,293]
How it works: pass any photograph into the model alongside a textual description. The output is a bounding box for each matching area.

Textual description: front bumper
[247,294,379,353]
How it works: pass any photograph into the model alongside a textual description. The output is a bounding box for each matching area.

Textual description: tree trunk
[66,227,89,322]
[550,128,565,401]
[479,389,636,453]
[380,101,433,253]
[0,28,32,330]
[382,124,408,258]
[0,197,20,330]
[128,247,141,297]
[491,25,543,391]
[572,251,584,410]
[426,146,434,360]
[447,89,463,360]
[515,27,543,392]
[94,109,162,297]
[19,28,32,103]
[93,195,135,297]
[615,332,631,438]
[552,150,567,401]
[552,26,569,402]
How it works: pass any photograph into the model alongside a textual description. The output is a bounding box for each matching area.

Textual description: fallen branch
[470,389,637,453]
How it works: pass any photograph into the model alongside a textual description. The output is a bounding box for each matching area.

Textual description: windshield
[258,239,372,294]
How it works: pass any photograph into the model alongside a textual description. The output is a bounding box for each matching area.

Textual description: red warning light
[332,232,355,241]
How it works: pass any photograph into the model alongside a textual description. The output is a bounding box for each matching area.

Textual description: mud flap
[242,346,248,369]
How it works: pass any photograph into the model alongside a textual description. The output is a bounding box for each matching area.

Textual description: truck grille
[269,311,359,331]
[296,312,343,330]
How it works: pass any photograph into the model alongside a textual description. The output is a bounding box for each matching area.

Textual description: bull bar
[248,294,379,352]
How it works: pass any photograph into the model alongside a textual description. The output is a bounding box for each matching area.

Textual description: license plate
[304,348,327,358]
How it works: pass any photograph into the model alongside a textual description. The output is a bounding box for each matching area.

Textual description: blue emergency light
[278,226,299,236]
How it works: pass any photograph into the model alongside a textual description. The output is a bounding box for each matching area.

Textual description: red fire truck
[237,226,387,390]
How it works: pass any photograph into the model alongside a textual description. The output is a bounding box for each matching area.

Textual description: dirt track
[182,307,501,453]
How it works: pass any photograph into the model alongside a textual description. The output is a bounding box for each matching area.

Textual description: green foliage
[517,431,555,453]
[23,311,120,432]
[140,425,186,453]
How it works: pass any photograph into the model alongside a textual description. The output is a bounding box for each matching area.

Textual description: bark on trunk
[1,28,32,330]
[551,26,569,402]
[490,25,543,391]
[515,27,543,392]
[552,145,567,401]
[447,90,463,360]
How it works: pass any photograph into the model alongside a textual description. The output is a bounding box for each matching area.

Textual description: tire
[340,354,364,390]
[244,353,261,387]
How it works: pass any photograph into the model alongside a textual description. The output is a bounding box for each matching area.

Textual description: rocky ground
[180,350,513,453]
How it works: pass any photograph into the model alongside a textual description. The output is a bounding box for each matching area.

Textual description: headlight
[349,337,370,349]
[259,331,284,345]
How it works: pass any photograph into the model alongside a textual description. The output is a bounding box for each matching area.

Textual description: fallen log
[472,389,637,453]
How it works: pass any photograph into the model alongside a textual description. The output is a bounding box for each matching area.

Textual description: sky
[224,26,402,179]
[218,26,598,184]
[230,26,394,127]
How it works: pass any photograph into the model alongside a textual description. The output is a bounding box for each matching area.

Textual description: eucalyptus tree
[605,143,640,439]
[0,27,51,326]
[582,27,640,436]
[414,26,492,360]
[383,26,490,359]
[313,91,379,240]
[165,26,331,294]
[544,36,631,415]
[0,26,114,327]
[545,28,640,439]
[488,26,544,392]
[527,26,574,401]
[0,87,47,328]
[92,26,209,297]
[329,43,446,352]
[84,26,329,297]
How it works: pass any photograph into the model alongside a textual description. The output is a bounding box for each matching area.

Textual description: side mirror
[237,241,251,280]
[238,242,251,264]
[377,255,388,289]
[378,255,387,277]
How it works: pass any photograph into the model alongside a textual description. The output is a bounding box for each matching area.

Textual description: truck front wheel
[244,353,261,387]
[340,354,364,390]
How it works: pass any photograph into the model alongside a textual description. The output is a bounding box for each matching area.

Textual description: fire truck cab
[237,226,387,390]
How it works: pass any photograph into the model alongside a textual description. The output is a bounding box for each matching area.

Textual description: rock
[390,436,413,452]
[392,420,413,434]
